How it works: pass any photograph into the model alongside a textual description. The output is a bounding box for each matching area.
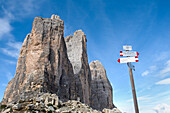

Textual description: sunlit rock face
[1,15,76,104]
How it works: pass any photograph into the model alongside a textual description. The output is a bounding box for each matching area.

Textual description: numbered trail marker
[117,45,139,113]
[120,51,139,56]
[123,45,132,50]
[117,56,138,63]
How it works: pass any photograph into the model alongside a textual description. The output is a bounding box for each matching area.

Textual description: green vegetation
[10,108,13,112]
[0,105,7,109]
[47,110,52,113]
[47,103,53,107]
[41,109,46,112]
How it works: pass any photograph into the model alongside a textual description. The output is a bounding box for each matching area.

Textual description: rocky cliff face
[65,30,91,105]
[90,61,114,110]
[1,15,76,104]
[1,15,115,112]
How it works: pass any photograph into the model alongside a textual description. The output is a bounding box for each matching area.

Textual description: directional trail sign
[120,51,139,57]
[117,56,138,63]
[117,45,140,113]
[123,45,132,50]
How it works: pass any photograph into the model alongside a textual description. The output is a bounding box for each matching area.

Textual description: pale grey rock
[65,30,91,105]
[27,104,34,110]
[3,108,11,113]
[12,103,22,110]
[90,60,114,111]
[102,108,122,113]
[48,106,55,111]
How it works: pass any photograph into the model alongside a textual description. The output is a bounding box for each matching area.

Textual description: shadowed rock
[65,30,91,105]
[90,60,114,110]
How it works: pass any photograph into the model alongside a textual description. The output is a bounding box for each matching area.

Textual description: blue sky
[0,0,170,113]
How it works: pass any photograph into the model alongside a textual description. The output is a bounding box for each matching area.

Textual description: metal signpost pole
[128,64,139,113]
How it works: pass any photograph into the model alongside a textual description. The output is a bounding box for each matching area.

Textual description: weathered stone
[48,106,55,111]
[65,30,91,105]
[27,104,34,110]
[102,108,122,113]
[3,108,11,113]
[12,103,22,110]
[1,15,76,104]
[90,60,114,111]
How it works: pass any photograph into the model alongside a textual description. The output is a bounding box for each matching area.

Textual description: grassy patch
[47,103,53,107]
[0,105,7,109]
[47,110,52,113]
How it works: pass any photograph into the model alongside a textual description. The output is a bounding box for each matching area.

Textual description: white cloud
[150,65,157,71]
[142,70,149,76]
[1,48,20,59]
[1,0,44,20]
[160,60,170,75]
[153,103,170,113]
[127,95,152,102]
[155,78,170,85]
[0,18,12,39]
[142,65,158,77]
[155,52,169,61]
[7,41,22,50]
[3,59,16,64]
[1,41,22,59]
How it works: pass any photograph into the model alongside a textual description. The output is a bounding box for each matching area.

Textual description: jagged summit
[65,29,87,43]
[1,14,118,112]
[51,14,60,20]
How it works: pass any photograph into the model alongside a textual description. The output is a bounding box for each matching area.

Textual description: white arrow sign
[120,51,139,56]
[117,56,138,63]
[127,62,135,71]
[123,45,132,50]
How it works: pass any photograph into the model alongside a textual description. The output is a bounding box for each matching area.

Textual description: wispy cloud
[142,70,149,76]
[155,78,170,85]
[1,41,22,59]
[1,0,43,20]
[142,65,157,76]
[3,59,16,64]
[153,103,170,113]
[127,95,152,102]
[159,60,170,76]
[0,18,12,39]
[155,51,169,61]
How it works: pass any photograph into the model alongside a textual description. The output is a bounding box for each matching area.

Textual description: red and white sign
[127,62,135,71]
[120,51,139,57]
[117,56,139,63]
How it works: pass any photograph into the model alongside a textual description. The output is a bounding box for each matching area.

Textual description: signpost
[118,45,139,113]
[127,62,135,71]
[120,51,139,56]
[123,45,132,50]
[117,56,138,63]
